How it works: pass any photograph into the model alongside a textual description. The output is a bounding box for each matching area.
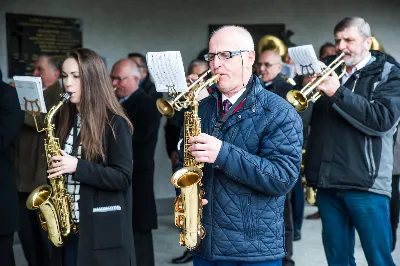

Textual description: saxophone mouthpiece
[258,74,263,78]
[61,92,72,103]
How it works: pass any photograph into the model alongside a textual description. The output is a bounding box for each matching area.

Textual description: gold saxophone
[156,70,220,249]
[26,93,78,247]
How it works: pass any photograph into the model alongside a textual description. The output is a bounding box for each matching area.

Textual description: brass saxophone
[156,70,220,249]
[26,93,78,247]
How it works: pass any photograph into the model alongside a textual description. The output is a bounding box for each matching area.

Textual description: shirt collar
[264,81,273,87]
[221,87,246,105]
[119,90,136,103]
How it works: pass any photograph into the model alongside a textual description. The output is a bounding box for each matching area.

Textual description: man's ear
[364,36,372,51]
[248,50,256,67]
[133,76,140,86]
[54,70,60,79]
[141,68,147,79]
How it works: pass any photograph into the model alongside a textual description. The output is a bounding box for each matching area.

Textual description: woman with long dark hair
[46,48,135,266]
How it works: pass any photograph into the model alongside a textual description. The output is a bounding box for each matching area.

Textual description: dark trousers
[291,178,304,231]
[193,256,282,266]
[391,175,400,251]
[133,231,154,266]
[0,233,16,266]
[18,192,50,266]
[283,192,294,266]
[318,188,395,266]
[62,233,79,266]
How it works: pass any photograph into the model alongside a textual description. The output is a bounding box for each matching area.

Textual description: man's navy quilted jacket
[176,75,303,262]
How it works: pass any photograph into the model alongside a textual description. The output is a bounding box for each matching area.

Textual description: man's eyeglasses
[204,50,249,62]
[255,62,280,69]
[110,75,135,82]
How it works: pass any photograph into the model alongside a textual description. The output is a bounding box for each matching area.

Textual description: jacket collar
[355,51,397,77]
[121,88,146,107]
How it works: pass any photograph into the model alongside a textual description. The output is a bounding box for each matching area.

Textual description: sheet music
[13,76,47,113]
[146,51,188,92]
[288,45,322,76]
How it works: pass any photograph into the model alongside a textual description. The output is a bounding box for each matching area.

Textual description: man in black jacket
[256,49,294,99]
[305,17,400,265]
[256,49,297,266]
[111,59,161,266]
[128,53,162,102]
[0,68,24,266]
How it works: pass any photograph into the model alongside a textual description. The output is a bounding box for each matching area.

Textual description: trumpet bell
[156,98,175,118]
[286,90,308,112]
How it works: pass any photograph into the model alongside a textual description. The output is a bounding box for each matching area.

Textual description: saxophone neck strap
[71,113,81,157]
[211,76,254,137]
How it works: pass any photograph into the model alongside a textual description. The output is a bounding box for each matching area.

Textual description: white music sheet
[13,76,47,113]
[146,51,188,93]
[288,45,322,76]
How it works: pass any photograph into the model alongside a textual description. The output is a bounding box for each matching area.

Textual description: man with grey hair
[175,25,303,265]
[33,55,61,89]
[305,16,400,265]
[256,49,294,99]
[111,59,160,266]
[128,52,162,101]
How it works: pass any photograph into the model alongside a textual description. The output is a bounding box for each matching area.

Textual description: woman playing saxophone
[46,48,135,266]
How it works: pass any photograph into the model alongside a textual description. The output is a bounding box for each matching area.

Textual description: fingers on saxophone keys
[49,155,63,162]
[47,167,64,179]
[51,161,62,168]
[47,166,59,174]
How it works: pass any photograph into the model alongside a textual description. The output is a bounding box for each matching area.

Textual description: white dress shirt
[221,87,246,106]
[341,53,372,85]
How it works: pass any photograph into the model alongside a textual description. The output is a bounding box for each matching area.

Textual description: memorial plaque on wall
[6,13,82,78]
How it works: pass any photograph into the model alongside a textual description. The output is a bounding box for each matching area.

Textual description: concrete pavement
[13,205,400,265]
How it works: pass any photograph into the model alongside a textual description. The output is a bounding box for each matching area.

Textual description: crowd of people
[0,15,399,266]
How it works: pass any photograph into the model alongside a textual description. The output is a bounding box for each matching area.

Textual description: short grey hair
[188,60,208,74]
[39,55,61,72]
[334,17,371,39]
[211,25,255,51]
[113,58,141,79]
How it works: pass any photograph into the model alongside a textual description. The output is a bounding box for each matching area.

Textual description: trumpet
[286,52,347,112]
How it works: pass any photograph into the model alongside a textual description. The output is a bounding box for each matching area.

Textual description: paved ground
[13,205,400,265]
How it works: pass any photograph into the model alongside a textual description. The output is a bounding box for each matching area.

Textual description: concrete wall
[1,0,399,201]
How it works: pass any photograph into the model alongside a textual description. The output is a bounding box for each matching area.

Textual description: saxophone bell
[156,98,175,118]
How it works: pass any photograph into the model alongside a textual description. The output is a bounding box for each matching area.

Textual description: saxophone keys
[39,212,48,231]
[174,195,184,212]
[175,215,185,228]
[72,223,79,234]
[199,225,206,239]
[179,231,185,246]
